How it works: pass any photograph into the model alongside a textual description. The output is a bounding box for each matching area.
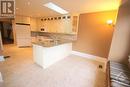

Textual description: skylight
[44,2,68,14]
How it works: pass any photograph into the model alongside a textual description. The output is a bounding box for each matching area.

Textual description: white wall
[109,1,130,63]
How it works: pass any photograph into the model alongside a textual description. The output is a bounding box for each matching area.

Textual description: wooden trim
[12,20,16,45]
[16,23,30,25]
[106,61,110,87]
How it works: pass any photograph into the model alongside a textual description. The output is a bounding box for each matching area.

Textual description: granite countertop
[32,40,72,47]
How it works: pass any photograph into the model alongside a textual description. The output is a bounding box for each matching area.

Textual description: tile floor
[0,44,106,87]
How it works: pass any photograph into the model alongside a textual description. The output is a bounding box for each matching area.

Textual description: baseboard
[72,51,107,62]
[72,51,97,59]
[0,56,5,61]
[71,51,108,72]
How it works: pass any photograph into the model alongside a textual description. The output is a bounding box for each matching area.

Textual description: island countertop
[32,40,73,47]
[33,40,72,69]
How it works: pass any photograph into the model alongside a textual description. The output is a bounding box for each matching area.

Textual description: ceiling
[15,0,121,17]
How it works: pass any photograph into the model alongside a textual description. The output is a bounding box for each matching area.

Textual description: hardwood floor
[0,44,106,87]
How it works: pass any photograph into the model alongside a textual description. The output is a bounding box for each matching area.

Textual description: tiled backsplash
[31,31,77,41]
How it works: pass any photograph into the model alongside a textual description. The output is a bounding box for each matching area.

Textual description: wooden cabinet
[37,15,79,34]
[30,17,37,31]
[33,43,72,69]
[36,18,50,32]
[15,16,30,24]
[64,17,73,33]
[72,16,79,34]
[15,15,79,34]
[36,18,42,31]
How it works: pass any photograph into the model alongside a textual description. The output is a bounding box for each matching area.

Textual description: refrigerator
[15,24,31,47]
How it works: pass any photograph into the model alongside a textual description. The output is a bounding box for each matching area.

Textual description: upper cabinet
[15,15,79,34]
[37,14,79,34]
[15,16,38,31]
[36,18,50,32]
[15,16,30,24]
[30,17,37,31]
[72,16,79,34]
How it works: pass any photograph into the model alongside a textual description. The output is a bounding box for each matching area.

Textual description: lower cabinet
[33,43,72,69]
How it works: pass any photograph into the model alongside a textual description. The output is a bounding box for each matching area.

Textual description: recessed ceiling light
[27,2,30,5]
[44,2,68,14]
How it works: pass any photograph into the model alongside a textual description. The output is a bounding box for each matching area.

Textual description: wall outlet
[99,65,103,69]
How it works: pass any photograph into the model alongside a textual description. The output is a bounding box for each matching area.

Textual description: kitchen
[14,13,79,68]
[1,0,129,87]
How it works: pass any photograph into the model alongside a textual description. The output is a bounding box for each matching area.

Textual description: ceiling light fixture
[44,2,68,14]
[27,2,30,5]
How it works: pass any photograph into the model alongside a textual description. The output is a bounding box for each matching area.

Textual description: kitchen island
[33,40,72,69]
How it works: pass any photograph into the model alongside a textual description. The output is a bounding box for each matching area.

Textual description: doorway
[0,21,14,44]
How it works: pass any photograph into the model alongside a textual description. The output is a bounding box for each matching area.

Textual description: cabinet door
[36,18,42,31]
[36,15,79,34]
[15,16,30,24]
[37,18,50,32]
[46,20,52,32]
[43,21,49,32]
[72,16,79,34]
[33,45,43,66]
[30,18,37,31]
[64,18,72,33]
[15,16,23,23]
[52,20,59,33]
[22,16,30,24]
[57,19,65,33]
